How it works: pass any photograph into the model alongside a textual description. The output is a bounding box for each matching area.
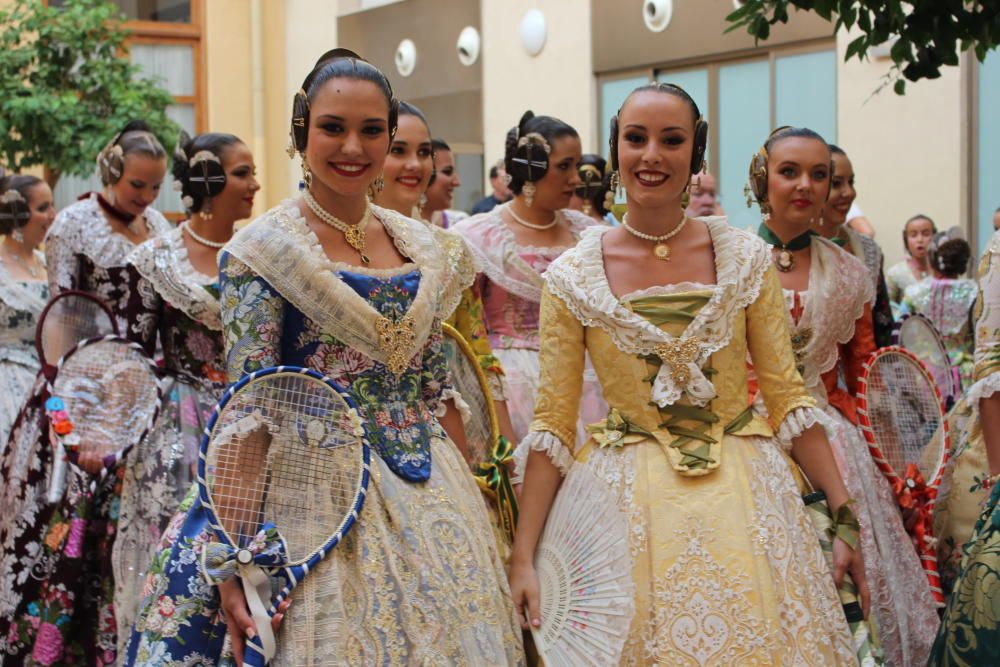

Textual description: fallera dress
[452,205,606,446]
[0,252,47,445]
[125,202,523,666]
[886,259,929,310]
[901,277,977,390]
[514,219,857,665]
[766,235,938,666]
[0,195,169,665]
[836,225,895,348]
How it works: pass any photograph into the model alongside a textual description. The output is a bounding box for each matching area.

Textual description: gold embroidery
[654,337,700,387]
[790,327,813,375]
[376,315,417,375]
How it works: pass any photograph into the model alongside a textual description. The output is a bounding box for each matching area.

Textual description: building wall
[836,31,966,268]
[480,0,597,176]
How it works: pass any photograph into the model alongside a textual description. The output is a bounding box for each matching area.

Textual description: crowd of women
[0,48,998,666]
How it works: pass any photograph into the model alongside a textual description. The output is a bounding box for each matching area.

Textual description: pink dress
[452,207,607,444]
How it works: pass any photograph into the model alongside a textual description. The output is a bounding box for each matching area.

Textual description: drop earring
[201,198,214,221]
[301,160,313,191]
[522,182,536,208]
[818,210,825,226]
[374,173,385,193]
[11,227,24,244]
[760,202,771,223]
[681,184,691,209]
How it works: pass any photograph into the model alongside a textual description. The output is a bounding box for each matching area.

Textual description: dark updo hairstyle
[828,143,847,157]
[929,233,970,278]
[609,83,708,175]
[172,131,243,214]
[0,174,43,235]
[747,126,832,206]
[903,213,937,255]
[503,111,578,195]
[289,48,398,155]
[575,154,608,213]
[428,138,451,187]
[97,119,167,186]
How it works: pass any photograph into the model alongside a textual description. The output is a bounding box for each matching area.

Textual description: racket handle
[47,444,68,504]
[240,565,276,665]
[242,634,269,667]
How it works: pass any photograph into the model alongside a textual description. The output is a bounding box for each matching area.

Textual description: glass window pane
[719,59,771,232]
[979,50,1000,253]
[656,68,710,123]
[53,172,103,212]
[775,50,837,143]
[51,0,192,23]
[600,76,650,153]
[130,43,194,97]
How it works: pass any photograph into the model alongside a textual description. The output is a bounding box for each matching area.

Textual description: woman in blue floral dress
[125,51,522,666]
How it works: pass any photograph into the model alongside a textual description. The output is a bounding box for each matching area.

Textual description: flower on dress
[63,518,86,558]
[31,621,64,665]
[44,522,70,552]
[587,408,652,449]
[185,329,218,363]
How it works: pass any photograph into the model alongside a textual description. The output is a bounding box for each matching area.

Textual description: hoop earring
[522,182,536,208]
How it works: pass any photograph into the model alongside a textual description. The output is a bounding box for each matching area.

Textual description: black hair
[611,83,707,175]
[765,126,830,154]
[488,165,499,180]
[503,111,578,195]
[0,174,44,235]
[828,144,846,156]
[576,153,608,214]
[431,138,451,153]
[172,132,243,213]
[398,101,429,129]
[592,172,613,217]
[118,119,167,161]
[620,82,701,125]
[932,236,971,278]
[580,153,607,173]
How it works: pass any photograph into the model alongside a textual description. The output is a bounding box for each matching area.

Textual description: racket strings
[867,355,943,475]
[40,297,115,363]
[53,342,159,459]
[442,338,493,465]
[900,317,954,399]
[207,373,362,563]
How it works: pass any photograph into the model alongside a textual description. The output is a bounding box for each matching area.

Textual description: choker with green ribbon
[758,224,815,272]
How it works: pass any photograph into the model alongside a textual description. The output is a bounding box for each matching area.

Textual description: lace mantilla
[845,226,883,293]
[967,374,1000,403]
[452,207,598,304]
[429,225,479,320]
[45,194,171,292]
[781,237,875,396]
[127,226,221,330]
[226,201,454,371]
[544,217,771,407]
[511,430,574,483]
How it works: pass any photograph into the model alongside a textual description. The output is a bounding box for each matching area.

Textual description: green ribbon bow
[473,435,519,544]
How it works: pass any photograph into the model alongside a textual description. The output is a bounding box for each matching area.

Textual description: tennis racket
[896,313,959,408]
[44,335,161,502]
[35,290,117,374]
[857,345,951,605]
[197,366,371,666]
[440,323,517,543]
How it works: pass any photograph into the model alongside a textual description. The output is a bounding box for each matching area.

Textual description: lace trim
[544,217,771,407]
[225,201,452,371]
[845,227,883,292]
[511,430,573,483]
[967,374,1000,403]
[441,386,473,423]
[774,406,840,451]
[486,372,506,401]
[430,226,479,320]
[453,207,596,304]
[782,237,875,394]
[0,251,48,312]
[127,226,222,330]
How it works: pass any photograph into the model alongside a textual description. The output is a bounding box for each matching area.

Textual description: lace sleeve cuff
[967,373,1000,404]
[438,387,472,424]
[775,406,840,451]
[512,430,573,484]
[486,372,507,401]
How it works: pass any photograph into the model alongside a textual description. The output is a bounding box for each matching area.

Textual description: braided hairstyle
[503,111,578,195]
[172,131,242,213]
[0,174,43,235]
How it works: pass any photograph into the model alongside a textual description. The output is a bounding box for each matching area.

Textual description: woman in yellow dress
[509,83,866,665]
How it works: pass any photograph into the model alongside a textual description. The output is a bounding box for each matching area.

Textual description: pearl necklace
[181,221,227,249]
[621,211,689,261]
[505,202,558,230]
[304,189,373,264]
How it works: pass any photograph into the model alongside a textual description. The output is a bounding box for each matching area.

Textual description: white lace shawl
[781,236,875,401]
[0,250,47,312]
[45,194,172,293]
[225,201,457,370]
[544,217,772,407]
[451,206,598,304]
[428,225,479,320]
[127,226,222,331]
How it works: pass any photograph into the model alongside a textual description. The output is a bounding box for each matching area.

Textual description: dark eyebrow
[658,126,686,132]
[315,114,387,124]
[623,124,647,131]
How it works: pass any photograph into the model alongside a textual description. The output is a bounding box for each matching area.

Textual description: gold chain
[303,189,372,264]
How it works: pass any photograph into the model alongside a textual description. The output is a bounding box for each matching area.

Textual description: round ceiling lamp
[457,26,480,66]
[519,9,547,57]
[643,0,673,33]
[395,38,416,77]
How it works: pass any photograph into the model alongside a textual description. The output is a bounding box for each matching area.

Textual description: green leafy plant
[0,0,176,186]
[726,1,1000,94]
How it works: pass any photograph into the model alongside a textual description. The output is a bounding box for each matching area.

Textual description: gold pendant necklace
[621,210,688,261]
[303,189,372,264]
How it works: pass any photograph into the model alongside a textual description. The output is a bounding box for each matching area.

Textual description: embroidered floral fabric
[0,253,47,443]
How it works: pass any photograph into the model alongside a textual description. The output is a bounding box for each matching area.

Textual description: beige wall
[836,30,966,268]
[481,0,597,177]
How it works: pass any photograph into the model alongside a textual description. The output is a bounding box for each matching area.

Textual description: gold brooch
[376,315,417,375]
[654,337,700,387]
[790,327,813,375]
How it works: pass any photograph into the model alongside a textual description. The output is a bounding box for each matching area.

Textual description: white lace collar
[545,216,771,406]
[781,236,874,396]
[128,226,222,330]
[226,200,454,373]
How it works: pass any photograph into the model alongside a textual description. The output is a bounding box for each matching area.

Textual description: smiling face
[109,154,167,217]
[304,77,392,199]
[376,113,433,214]
[424,148,460,213]
[764,136,831,232]
[20,182,56,248]
[208,142,260,223]
[823,152,856,227]
[519,134,583,212]
[616,90,695,210]
[905,216,935,259]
